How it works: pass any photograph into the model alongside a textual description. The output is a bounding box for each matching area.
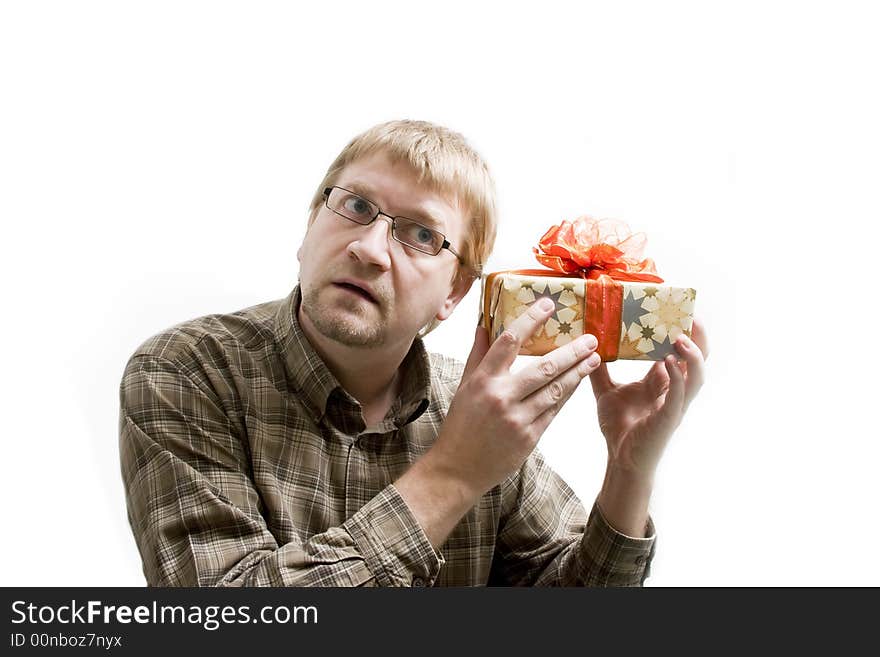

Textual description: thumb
[462,325,490,381]
[588,362,615,399]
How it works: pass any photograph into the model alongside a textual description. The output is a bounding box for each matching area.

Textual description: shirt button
[411,576,426,587]
[635,555,646,565]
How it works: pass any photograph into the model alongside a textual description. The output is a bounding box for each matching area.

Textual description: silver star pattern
[526,283,567,319]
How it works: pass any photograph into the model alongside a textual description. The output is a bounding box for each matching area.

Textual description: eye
[399,220,439,247]
[343,195,372,217]
[414,226,435,244]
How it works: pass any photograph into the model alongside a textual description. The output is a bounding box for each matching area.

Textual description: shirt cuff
[344,484,444,587]
[579,501,657,586]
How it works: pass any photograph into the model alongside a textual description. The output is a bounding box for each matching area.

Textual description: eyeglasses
[323,186,463,260]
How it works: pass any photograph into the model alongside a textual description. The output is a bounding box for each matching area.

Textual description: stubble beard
[301,283,390,347]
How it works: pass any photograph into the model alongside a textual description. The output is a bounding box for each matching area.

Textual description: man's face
[297,151,470,349]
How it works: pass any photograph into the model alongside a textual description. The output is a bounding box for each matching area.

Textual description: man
[119,119,707,586]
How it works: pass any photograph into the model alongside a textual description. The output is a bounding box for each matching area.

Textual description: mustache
[328,269,390,305]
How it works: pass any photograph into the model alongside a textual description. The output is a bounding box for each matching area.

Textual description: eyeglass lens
[327,187,444,255]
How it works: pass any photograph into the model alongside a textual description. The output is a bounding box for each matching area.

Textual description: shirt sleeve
[119,353,443,587]
[489,450,656,587]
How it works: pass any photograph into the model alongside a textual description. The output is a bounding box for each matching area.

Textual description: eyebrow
[343,182,446,231]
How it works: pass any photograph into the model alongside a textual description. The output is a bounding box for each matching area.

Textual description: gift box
[479,217,696,361]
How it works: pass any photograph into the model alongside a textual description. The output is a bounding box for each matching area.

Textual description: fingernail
[587,353,601,367]
[582,333,598,349]
[537,298,554,311]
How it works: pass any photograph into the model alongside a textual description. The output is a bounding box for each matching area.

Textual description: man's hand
[427,297,603,498]
[590,317,709,480]
[396,297,603,548]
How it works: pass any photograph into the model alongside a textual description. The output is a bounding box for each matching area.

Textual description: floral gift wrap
[479,216,697,361]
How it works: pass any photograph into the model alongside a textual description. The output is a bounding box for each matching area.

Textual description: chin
[317,316,388,348]
[302,288,388,348]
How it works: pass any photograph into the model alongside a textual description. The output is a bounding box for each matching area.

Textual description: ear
[435,270,477,321]
[298,209,319,265]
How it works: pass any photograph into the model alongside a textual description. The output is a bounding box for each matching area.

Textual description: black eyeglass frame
[323,186,464,261]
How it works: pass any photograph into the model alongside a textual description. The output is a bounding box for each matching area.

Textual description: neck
[296,304,409,408]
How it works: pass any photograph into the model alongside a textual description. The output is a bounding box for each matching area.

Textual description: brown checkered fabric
[119,286,655,586]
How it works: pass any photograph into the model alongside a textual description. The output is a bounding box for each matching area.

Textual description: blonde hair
[309,119,497,270]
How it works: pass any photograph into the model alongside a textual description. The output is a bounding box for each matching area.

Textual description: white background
[2,1,878,586]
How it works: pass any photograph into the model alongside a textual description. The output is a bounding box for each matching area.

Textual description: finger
[675,356,688,378]
[690,317,710,361]
[588,362,615,399]
[480,297,557,374]
[529,395,567,443]
[513,333,598,399]
[526,364,589,440]
[462,325,490,381]
[643,360,671,400]
[655,355,686,433]
[674,333,706,411]
[521,350,601,424]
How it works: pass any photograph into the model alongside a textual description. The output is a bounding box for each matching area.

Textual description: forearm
[490,452,655,586]
[127,472,440,587]
[223,485,440,587]
[394,452,481,549]
[595,462,655,538]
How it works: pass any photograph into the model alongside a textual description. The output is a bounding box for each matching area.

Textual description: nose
[347,214,393,269]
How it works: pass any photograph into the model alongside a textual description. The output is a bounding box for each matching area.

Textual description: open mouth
[333,282,378,304]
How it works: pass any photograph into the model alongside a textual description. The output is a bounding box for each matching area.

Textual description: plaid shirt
[119,286,655,587]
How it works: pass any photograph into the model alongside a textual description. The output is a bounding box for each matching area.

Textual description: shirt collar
[274,285,432,430]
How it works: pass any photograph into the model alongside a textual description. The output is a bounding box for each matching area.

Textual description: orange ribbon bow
[533,216,664,283]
